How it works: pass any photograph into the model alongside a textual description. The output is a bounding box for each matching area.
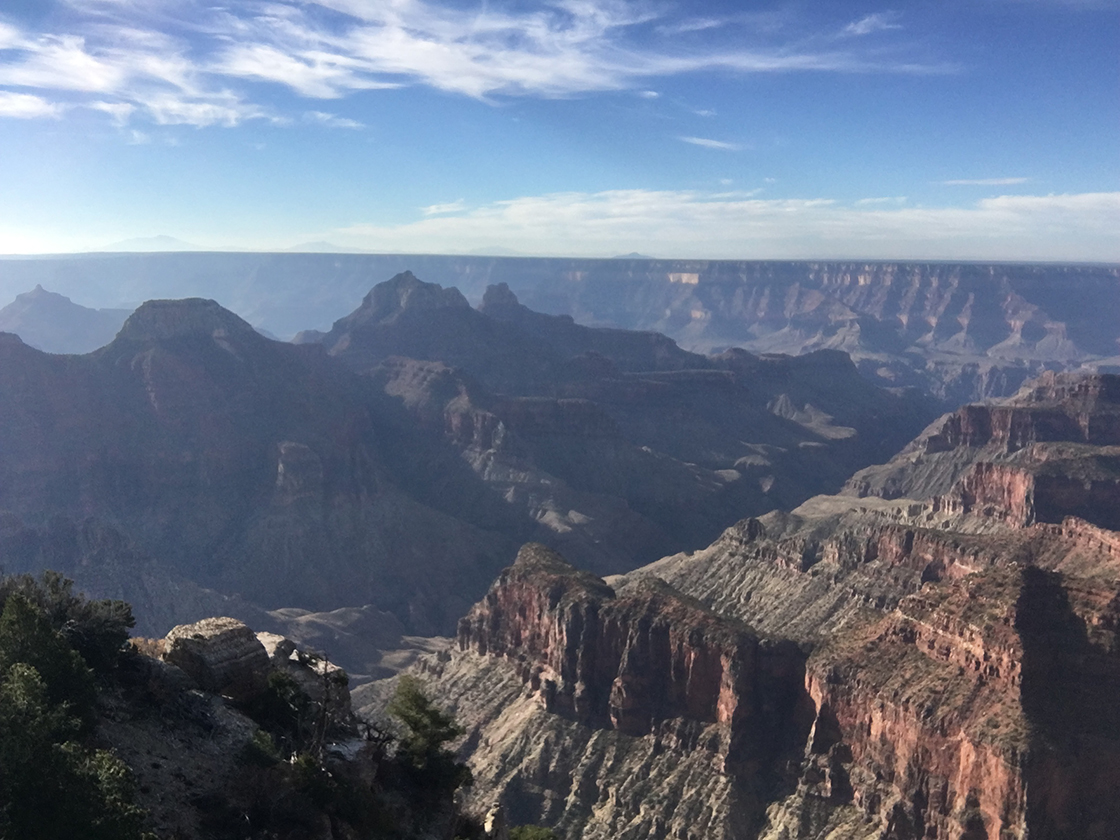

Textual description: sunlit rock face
[404,373,1120,840]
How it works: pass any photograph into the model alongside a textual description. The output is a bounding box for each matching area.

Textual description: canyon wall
[405,373,1120,839]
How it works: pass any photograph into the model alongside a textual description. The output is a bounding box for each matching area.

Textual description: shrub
[0,571,135,675]
[0,593,97,731]
[0,663,150,840]
[387,675,473,796]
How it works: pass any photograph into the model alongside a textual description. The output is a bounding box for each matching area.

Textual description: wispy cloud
[943,177,1030,185]
[422,200,468,216]
[856,196,907,205]
[843,12,904,37]
[332,189,1120,261]
[679,136,742,151]
[0,0,950,129]
[656,18,725,36]
[0,16,270,126]
[0,90,64,118]
[89,100,135,125]
[303,110,363,128]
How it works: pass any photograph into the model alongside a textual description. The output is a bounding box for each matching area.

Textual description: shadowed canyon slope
[0,273,931,656]
[389,373,1120,839]
[2,254,1116,403]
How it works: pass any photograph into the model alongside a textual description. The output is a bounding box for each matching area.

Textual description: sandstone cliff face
[457,545,809,763]
[410,374,1120,840]
[414,544,812,838]
[845,372,1120,511]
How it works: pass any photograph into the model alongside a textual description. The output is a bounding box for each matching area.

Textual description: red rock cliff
[457,543,810,767]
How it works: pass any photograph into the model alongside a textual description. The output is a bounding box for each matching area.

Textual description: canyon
[0,272,929,670]
[3,259,1119,837]
[382,373,1120,839]
[2,255,1116,404]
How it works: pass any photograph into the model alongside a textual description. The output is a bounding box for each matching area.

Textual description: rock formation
[395,372,1120,840]
[0,275,934,646]
[164,616,272,702]
[0,284,131,354]
[3,254,1115,404]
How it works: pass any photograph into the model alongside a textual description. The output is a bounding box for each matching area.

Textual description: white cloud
[656,18,725,36]
[303,110,363,128]
[0,19,271,127]
[331,189,1120,261]
[943,177,1029,185]
[680,136,742,151]
[843,13,903,37]
[855,196,907,205]
[89,100,135,124]
[0,0,949,132]
[638,90,659,99]
[0,90,64,119]
[142,92,265,127]
[423,200,468,215]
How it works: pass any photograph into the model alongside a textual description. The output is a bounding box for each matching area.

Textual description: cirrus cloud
[0,0,954,129]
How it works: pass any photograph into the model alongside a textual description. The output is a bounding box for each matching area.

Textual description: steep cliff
[352,275,935,567]
[0,280,934,646]
[395,544,812,839]
[402,373,1120,840]
[0,298,529,636]
[844,372,1120,509]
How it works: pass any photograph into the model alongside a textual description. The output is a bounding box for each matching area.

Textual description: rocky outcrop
[257,631,352,721]
[845,372,1120,504]
[457,544,809,760]
[434,544,814,836]
[164,617,271,702]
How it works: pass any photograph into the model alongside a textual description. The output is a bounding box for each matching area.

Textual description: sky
[0,0,1117,261]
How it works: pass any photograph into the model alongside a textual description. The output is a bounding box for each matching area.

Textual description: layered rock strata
[407,374,1120,839]
[457,544,809,755]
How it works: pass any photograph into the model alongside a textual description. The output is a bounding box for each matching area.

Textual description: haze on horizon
[0,0,1117,262]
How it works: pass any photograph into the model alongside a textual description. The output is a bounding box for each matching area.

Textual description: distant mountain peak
[116,298,257,343]
[479,282,522,313]
[0,285,130,354]
[353,272,470,325]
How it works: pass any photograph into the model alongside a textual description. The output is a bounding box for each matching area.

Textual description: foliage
[0,593,97,732]
[510,827,561,840]
[244,669,314,752]
[0,663,149,840]
[0,571,134,675]
[387,674,473,796]
[0,573,151,840]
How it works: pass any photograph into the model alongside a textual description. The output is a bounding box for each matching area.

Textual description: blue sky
[0,0,1117,260]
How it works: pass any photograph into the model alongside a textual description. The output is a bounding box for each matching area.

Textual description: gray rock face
[164,617,270,702]
[257,631,352,721]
